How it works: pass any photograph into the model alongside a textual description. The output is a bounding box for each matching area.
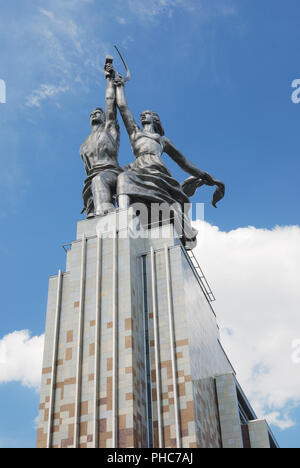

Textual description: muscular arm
[164,138,215,184]
[115,81,139,137]
[105,77,117,124]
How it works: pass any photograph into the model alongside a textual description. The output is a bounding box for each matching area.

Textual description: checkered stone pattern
[193,378,222,448]
[37,217,151,449]
[144,248,198,448]
[36,272,70,449]
[130,257,148,447]
[142,245,237,448]
[37,213,249,449]
[37,246,81,447]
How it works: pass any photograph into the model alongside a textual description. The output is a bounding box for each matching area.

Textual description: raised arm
[104,60,117,124]
[164,138,215,184]
[114,76,139,137]
[105,77,117,123]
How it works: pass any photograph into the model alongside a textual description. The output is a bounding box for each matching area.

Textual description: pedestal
[36,210,278,448]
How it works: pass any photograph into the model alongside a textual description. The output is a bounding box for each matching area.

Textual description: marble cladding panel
[79,238,97,449]
[145,247,197,448]
[52,269,78,449]
[145,254,158,447]
[192,378,222,448]
[182,254,233,380]
[117,237,135,448]
[215,373,243,449]
[39,228,152,448]
[155,250,176,447]
[168,248,197,448]
[98,236,114,448]
[129,244,148,448]
[248,420,271,449]
[38,216,239,449]
[76,217,99,239]
[37,275,59,448]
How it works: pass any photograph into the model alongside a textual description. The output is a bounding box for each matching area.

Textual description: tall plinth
[37,210,278,449]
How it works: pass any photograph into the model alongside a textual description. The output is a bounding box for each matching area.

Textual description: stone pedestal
[36,210,278,448]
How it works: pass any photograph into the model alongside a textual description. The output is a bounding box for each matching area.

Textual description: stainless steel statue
[114,81,224,212]
[80,57,122,218]
[79,50,225,248]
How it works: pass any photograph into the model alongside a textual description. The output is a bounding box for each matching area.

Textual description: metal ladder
[187,249,216,302]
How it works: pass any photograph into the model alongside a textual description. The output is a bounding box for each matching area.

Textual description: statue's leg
[92,171,117,217]
[116,172,130,210]
[82,176,95,218]
[118,194,130,210]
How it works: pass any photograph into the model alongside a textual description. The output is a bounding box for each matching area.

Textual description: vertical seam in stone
[47,269,63,449]
[112,231,118,448]
[165,245,181,448]
[150,247,164,448]
[74,235,87,448]
[142,256,151,448]
[93,236,102,448]
[213,377,223,448]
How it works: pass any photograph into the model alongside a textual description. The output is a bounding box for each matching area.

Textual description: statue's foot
[118,194,130,210]
[96,209,113,217]
[94,203,115,217]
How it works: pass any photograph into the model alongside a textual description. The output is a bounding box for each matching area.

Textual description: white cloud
[1,0,238,111]
[33,415,39,430]
[5,2,108,110]
[193,221,300,429]
[26,84,69,108]
[265,412,295,430]
[38,7,84,56]
[0,330,44,390]
[39,8,55,21]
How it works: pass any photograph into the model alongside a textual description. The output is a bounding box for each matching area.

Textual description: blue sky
[0,0,300,448]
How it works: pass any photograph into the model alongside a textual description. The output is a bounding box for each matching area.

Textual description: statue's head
[140,110,165,136]
[90,108,106,127]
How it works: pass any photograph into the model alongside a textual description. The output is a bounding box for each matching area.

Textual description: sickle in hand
[114,45,131,83]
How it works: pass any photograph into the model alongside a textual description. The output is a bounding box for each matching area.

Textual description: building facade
[36,211,278,448]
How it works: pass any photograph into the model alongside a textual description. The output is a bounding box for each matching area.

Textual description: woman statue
[114,74,225,248]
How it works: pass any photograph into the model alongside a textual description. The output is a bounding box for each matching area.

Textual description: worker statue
[80,56,122,218]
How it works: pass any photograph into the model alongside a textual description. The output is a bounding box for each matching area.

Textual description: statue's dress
[117,134,198,249]
[118,153,189,206]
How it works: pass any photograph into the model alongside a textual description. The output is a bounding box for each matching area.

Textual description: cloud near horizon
[193,221,300,430]
[0,330,44,390]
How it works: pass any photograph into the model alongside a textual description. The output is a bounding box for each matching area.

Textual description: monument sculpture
[80,50,225,248]
[36,49,278,449]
